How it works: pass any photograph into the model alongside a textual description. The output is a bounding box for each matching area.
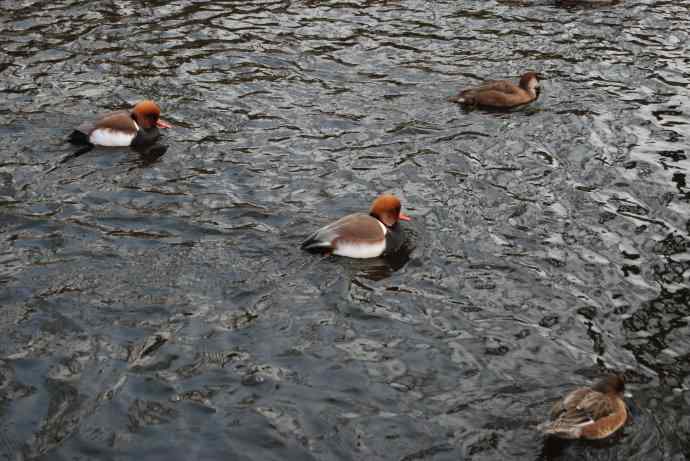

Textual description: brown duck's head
[519,72,541,97]
[369,194,411,227]
[131,100,172,130]
[592,374,625,395]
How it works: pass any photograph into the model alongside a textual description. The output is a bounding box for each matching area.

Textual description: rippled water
[1,1,689,459]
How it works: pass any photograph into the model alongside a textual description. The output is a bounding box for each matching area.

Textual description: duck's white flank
[333,240,387,259]
[89,122,138,147]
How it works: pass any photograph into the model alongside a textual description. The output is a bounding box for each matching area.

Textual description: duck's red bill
[399,212,411,221]
[156,119,172,128]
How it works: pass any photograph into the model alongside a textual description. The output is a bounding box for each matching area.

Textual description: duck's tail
[448,89,477,105]
[447,93,466,103]
[67,130,90,145]
[300,233,332,253]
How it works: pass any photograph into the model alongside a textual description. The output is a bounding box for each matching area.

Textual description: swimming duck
[68,100,171,148]
[301,194,411,259]
[449,72,541,108]
[538,374,628,439]
[556,0,620,5]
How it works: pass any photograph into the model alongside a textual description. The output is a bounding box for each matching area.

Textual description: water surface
[1,1,689,460]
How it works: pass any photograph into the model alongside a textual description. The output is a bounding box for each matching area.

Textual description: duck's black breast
[384,222,405,255]
[131,127,161,148]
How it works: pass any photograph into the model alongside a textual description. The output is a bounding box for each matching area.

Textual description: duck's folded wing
[548,389,576,419]
[301,213,383,250]
[575,390,618,419]
[469,90,523,107]
[474,80,521,94]
[92,110,137,132]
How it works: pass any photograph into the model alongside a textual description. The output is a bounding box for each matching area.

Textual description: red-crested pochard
[301,194,411,259]
[449,72,541,108]
[538,374,628,439]
[68,100,171,148]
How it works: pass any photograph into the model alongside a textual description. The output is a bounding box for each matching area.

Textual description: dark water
[1,0,689,459]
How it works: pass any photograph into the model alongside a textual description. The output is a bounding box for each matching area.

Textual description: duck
[556,0,620,5]
[538,374,628,439]
[301,194,411,259]
[449,72,541,108]
[68,100,171,148]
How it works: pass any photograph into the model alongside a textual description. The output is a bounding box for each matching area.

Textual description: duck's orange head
[131,100,171,129]
[369,194,411,227]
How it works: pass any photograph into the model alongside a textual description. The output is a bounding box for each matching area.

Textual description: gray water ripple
[1,0,690,460]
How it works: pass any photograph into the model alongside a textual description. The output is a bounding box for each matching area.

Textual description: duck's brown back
[76,110,137,135]
[453,80,533,108]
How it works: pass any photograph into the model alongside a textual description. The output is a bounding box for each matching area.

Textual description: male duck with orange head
[301,194,411,259]
[68,100,171,148]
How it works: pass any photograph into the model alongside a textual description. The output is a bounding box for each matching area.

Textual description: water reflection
[343,241,415,281]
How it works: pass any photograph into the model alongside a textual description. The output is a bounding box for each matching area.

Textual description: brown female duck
[449,72,541,108]
[538,374,628,439]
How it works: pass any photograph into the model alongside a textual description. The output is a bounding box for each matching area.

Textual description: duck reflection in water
[131,143,168,166]
[346,240,414,281]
